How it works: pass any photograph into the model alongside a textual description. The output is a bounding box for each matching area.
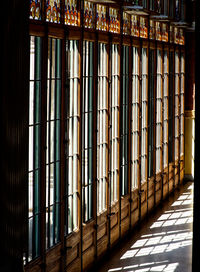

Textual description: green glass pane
[34,214,40,256]
[56,39,61,78]
[88,112,93,148]
[55,161,60,202]
[34,170,40,213]
[89,42,93,77]
[55,203,60,242]
[88,184,93,219]
[35,37,42,81]
[55,120,60,161]
[35,81,41,123]
[56,80,61,119]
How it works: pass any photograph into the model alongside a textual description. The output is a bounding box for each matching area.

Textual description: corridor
[97,182,193,272]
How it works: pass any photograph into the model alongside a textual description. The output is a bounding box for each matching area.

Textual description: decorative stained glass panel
[149,20,155,40]
[30,0,41,20]
[96,5,108,31]
[170,25,174,43]
[162,23,168,42]
[155,21,162,41]
[131,15,139,37]
[123,12,130,35]
[179,29,185,45]
[46,0,61,23]
[65,0,79,26]
[84,1,94,29]
[109,8,120,33]
[140,17,148,38]
[174,27,179,44]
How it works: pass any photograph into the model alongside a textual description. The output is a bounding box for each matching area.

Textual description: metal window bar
[28,36,42,263]
[174,51,180,161]
[65,39,79,234]
[180,52,185,156]
[110,43,119,203]
[97,42,108,214]
[121,45,129,196]
[82,40,94,222]
[156,49,163,174]
[131,46,140,190]
[141,47,148,182]
[148,49,155,178]
[46,38,61,248]
[168,51,174,163]
[163,50,169,168]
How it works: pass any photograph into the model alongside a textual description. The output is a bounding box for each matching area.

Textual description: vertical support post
[1,0,29,270]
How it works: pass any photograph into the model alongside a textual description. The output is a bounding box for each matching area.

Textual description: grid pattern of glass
[174,51,180,161]
[163,50,169,168]
[156,49,162,173]
[121,45,129,196]
[82,41,94,222]
[180,52,185,156]
[66,40,79,234]
[141,48,148,182]
[97,43,108,213]
[46,38,61,248]
[28,36,42,262]
[131,47,140,189]
[148,49,155,178]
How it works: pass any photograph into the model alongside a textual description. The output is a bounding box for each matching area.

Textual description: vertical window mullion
[97,42,108,213]
[141,47,148,183]
[121,45,129,196]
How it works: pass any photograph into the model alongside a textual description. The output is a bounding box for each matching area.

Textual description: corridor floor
[97,182,193,272]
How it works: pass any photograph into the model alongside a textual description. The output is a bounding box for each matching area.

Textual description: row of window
[27,35,185,263]
[30,0,184,22]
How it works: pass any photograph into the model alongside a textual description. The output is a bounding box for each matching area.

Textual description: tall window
[174,51,180,161]
[131,46,140,189]
[169,0,174,17]
[46,38,62,248]
[168,51,174,163]
[180,52,185,156]
[143,0,147,8]
[150,0,155,10]
[148,49,155,178]
[163,50,169,168]
[28,36,42,262]
[110,44,119,203]
[97,43,108,213]
[156,49,162,174]
[141,48,148,182]
[66,40,79,234]
[164,0,168,15]
[121,45,129,196]
[82,41,94,222]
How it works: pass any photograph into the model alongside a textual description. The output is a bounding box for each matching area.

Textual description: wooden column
[1,0,29,270]
[193,0,200,270]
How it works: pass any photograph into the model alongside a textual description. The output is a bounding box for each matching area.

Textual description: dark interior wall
[185,31,195,111]
[1,0,29,270]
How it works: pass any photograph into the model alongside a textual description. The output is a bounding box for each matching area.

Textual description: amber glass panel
[155,22,162,41]
[149,20,155,40]
[131,15,139,37]
[30,0,41,20]
[162,23,168,42]
[140,17,148,38]
[123,12,130,35]
[109,8,120,34]
[84,1,94,28]
[46,0,61,23]
[65,0,79,26]
[96,5,107,31]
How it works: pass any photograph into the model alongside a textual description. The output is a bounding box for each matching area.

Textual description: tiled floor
[97,182,193,272]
